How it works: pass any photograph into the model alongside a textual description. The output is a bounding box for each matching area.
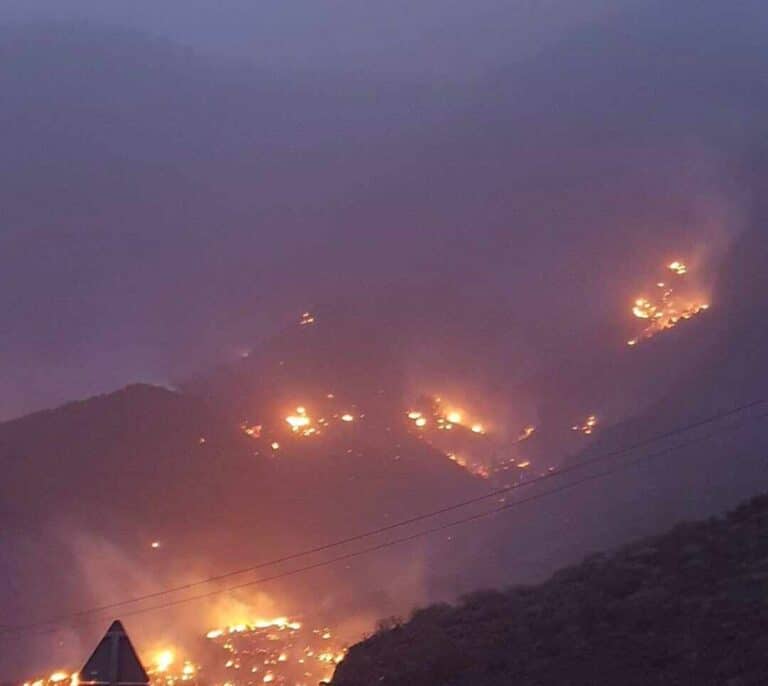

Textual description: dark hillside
[332,492,768,686]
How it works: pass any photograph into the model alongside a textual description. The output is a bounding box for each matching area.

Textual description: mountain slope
[0,379,488,679]
[332,492,768,686]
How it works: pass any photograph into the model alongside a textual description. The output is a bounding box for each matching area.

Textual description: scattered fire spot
[572,415,598,435]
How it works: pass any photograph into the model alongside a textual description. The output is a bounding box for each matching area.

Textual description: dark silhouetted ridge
[332,492,768,686]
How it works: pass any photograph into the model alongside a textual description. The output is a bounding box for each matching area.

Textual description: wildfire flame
[627,259,710,346]
[668,260,687,275]
[22,617,345,686]
[241,424,262,439]
[572,414,598,436]
[405,399,495,478]
[284,406,321,437]
[285,407,311,432]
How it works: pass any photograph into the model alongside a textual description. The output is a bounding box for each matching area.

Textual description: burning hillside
[19,617,346,686]
[403,397,542,481]
[0,246,743,686]
[627,260,710,346]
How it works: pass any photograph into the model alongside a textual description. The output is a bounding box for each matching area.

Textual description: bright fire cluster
[627,260,710,346]
[236,396,361,450]
[405,400,486,435]
[572,414,598,436]
[204,617,344,685]
[147,650,197,686]
[22,672,79,686]
[405,400,491,478]
[285,407,315,436]
[20,618,345,686]
[404,398,542,481]
[282,405,357,437]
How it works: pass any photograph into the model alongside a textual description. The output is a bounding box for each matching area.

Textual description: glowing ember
[517,425,536,441]
[572,415,598,435]
[299,312,316,326]
[668,260,687,275]
[285,412,310,431]
[270,441,280,451]
[340,413,355,422]
[627,259,710,346]
[632,297,657,320]
[241,424,262,439]
[150,541,161,549]
[285,415,310,430]
[406,398,494,478]
[284,406,322,436]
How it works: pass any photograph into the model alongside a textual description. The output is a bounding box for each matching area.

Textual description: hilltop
[332,492,768,686]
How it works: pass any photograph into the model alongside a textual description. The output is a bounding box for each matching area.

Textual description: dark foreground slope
[332,493,768,686]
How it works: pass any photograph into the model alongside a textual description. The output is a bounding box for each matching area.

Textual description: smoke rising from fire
[1,0,766,419]
[3,2,768,684]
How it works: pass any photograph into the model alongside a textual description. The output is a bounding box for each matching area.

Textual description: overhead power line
[2,399,766,640]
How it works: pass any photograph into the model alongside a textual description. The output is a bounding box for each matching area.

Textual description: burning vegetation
[16,269,720,686]
[405,398,494,478]
[20,617,346,686]
[627,260,710,346]
[403,397,541,481]
[203,617,345,686]
[571,415,598,436]
[237,391,362,448]
[298,312,316,327]
[21,673,79,686]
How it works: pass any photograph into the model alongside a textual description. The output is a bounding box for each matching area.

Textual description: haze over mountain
[3,218,767,681]
[3,0,768,420]
[2,2,768,684]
